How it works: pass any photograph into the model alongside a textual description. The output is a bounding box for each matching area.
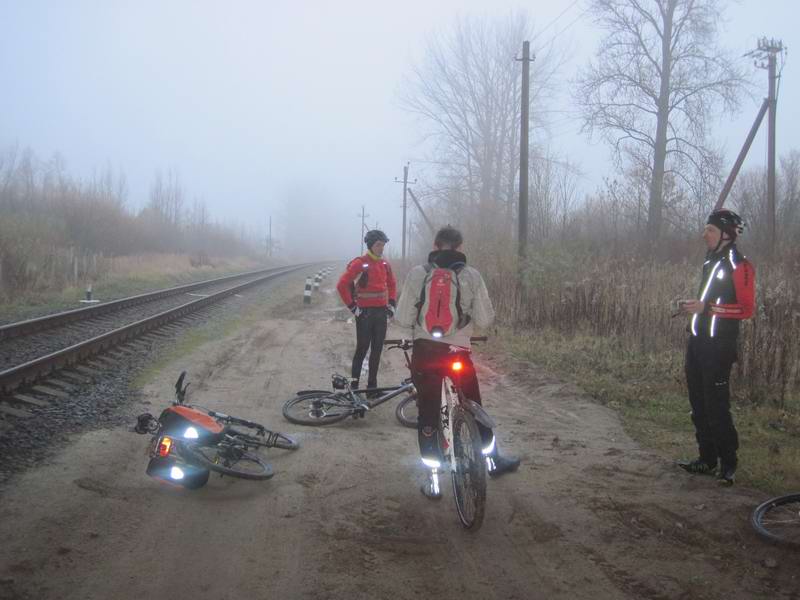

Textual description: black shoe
[366,388,381,400]
[718,465,736,486]
[677,458,717,476]
[487,454,520,478]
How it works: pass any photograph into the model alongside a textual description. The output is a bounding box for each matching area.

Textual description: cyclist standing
[395,226,520,499]
[337,230,397,396]
[677,209,755,486]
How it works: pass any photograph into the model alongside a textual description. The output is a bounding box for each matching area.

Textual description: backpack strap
[414,263,435,325]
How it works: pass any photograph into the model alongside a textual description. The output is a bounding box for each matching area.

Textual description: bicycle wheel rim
[184,444,274,480]
[282,393,351,426]
[450,407,486,530]
[751,494,800,547]
[395,394,418,429]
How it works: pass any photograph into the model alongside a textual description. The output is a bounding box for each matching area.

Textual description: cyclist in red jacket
[337,230,397,396]
[677,209,755,486]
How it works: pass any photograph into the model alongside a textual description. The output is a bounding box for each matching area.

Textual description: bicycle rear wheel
[282,392,352,426]
[183,443,274,480]
[751,493,800,547]
[450,406,486,530]
[395,393,418,429]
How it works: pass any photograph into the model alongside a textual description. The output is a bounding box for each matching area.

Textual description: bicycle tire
[751,493,800,547]
[395,394,418,429]
[450,406,487,530]
[282,392,353,426]
[183,443,274,480]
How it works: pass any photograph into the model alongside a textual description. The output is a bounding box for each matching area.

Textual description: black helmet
[707,209,745,238]
[364,229,389,249]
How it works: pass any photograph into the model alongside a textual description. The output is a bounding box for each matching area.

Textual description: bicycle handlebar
[383,336,487,345]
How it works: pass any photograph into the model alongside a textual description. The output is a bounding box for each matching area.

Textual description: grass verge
[499,326,800,496]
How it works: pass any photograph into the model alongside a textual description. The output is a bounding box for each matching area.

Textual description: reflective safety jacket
[690,244,755,339]
[337,253,397,308]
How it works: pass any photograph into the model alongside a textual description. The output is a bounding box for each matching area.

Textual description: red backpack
[415,263,469,338]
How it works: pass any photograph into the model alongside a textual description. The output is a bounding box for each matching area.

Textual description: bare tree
[400,12,561,244]
[576,0,747,240]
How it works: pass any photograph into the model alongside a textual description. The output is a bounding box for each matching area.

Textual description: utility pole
[516,41,533,260]
[748,38,785,256]
[394,162,416,262]
[267,216,273,258]
[358,206,370,255]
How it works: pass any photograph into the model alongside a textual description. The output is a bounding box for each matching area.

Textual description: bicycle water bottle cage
[332,375,348,390]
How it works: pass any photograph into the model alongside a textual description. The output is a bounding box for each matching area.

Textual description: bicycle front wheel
[395,393,418,429]
[282,392,352,426]
[184,444,274,480]
[450,406,486,530]
[751,493,800,547]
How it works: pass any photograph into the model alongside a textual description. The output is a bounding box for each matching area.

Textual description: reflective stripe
[710,297,722,337]
[691,260,722,336]
[356,290,388,299]
[729,249,738,270]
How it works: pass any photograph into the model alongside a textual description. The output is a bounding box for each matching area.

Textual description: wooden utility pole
[394,163,416,262]
[516,41,533,260]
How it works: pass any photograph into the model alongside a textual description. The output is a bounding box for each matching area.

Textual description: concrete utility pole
[358,206,370,255]
[516,41,533,260]
[394,162,416,262]
[747,37,785,255]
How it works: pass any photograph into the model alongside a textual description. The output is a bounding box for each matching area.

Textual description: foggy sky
[0,1,796,260]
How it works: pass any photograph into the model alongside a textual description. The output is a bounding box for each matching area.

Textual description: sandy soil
[1,276,798,600]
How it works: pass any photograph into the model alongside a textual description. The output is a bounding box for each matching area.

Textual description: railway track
[0,263,332,422]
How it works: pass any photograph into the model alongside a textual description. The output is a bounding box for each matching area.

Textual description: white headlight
[421,457,441,469]
[432,330,443,339]
[184,426,199,439]
[170,466,185,480]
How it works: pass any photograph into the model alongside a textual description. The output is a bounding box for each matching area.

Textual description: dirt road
[1,277,797,600]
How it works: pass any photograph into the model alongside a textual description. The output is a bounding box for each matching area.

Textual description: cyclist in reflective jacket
[337,230,397,395]
[677,209,755,486]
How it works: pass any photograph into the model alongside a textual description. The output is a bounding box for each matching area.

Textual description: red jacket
[337,253,397,308]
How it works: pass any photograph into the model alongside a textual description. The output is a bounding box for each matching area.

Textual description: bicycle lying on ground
[134,371,298,488]
[282,339,418,426]
[751,493,800,548]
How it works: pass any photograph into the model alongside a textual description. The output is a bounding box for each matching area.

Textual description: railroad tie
[31,385,70,399]
[13,393,51,408]
[0,404,33,419]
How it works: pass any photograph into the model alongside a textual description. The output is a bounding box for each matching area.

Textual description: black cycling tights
[351,308,388,387]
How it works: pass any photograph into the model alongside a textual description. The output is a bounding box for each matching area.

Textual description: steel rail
[0,265,296,341]
[0,264,309,394]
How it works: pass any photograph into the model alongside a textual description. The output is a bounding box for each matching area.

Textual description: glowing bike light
[169,466,185,480]
[183,426,199,439]
[158,436,174,458]
[451,361,463,372]
[431,327,444,339]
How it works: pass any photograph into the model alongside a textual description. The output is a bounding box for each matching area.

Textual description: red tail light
[451,361,463,372]
[158,436,174,457]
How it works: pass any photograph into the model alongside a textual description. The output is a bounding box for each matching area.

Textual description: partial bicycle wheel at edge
[751,493,800,547]
[395,393,418,429]
[282,392,352,426]
[183,444,274,480]
[450,406,487,530]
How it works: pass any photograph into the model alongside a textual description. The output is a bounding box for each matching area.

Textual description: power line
[530,0,582,45]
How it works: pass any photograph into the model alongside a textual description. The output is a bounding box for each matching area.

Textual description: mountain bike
[281,340,417,426]
[134,372,299,488]
[751,493,800,548]
[413,336,493,530]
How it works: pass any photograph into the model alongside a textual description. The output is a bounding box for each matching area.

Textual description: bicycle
[751,493,800,548]
[410,336,493,530]
[135,371,298,488]
[281,339,418,426]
